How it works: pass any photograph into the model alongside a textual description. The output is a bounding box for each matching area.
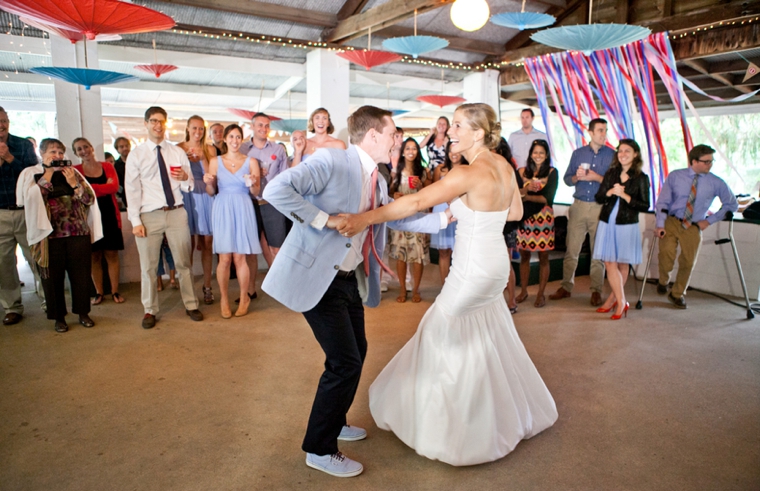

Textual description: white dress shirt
[125,139,194,227]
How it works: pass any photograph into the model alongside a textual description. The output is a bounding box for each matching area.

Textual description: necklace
[469,149,488,164]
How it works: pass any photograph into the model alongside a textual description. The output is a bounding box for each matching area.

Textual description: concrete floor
[1,264,758,491]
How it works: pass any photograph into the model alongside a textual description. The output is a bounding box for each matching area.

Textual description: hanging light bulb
[451,0,490,32]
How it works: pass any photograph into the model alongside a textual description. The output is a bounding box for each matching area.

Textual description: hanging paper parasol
[228,108,281,121]
[337,26,402,70]
[416,95,466,108]
[490,12,556,30]
[134,64,178,78]
[383,9,448,58]
[2,0,175,41]
[270,119,308,134]
[30,66,138,90]
[19,16,121,43]
[392,109,409,116]
[134,40,178,78]
[531,24,650,54]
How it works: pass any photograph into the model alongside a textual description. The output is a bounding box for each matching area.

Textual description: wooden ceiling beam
[378,26,503,56]
[683,58,753,94]
[642,2,760,34]
[501,0,584,53]
[325,0,455,44]
[337,0,372,21]
[157,0,337,28]
[707,57,760,75]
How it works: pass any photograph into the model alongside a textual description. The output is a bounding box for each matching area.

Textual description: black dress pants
[40,235,92,321]
[301,275,366,456]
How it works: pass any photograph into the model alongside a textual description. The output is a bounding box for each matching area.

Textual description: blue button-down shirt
[563,144,615,202]
[0,134,38,208]
[240,139,288,199]
[655,167,738,228]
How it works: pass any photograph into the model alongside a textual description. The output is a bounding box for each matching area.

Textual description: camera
[50,160,72,168]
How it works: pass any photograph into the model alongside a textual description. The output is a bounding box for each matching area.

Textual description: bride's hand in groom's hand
[326,215,346,231]
[336,213,368,238]
[444,207,457,224]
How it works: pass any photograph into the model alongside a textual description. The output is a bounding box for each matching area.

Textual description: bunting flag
[743,62,759,83]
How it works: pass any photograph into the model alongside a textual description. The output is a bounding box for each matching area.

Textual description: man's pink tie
[362,168,395,278]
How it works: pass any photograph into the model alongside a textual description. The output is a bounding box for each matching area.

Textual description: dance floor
[1,264,758,491]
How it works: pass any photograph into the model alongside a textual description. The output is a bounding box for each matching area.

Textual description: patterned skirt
[517,205,555,252]
[389,231,430,265]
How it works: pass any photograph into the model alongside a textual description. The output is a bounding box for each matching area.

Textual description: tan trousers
[658,216,702,297]
[0,209,42,314]
[561,199,605,293]
[135,207,198,315]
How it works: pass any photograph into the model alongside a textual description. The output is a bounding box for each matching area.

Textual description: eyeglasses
[147,119,166,126]
[697,159,714,164]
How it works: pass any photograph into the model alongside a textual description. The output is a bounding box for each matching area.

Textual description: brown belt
[160,204,184,211]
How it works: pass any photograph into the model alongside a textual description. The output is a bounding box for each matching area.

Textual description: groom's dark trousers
[301,272,367,456]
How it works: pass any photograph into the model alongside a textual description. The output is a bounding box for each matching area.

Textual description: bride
[337,103,558,466]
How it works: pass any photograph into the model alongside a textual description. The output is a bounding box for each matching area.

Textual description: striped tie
[682,174,698,229]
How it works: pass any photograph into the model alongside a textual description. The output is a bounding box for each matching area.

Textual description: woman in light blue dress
[205,124,262,319]
[178,115,216,304]
[430,141,468,283]
[593,139,651,320]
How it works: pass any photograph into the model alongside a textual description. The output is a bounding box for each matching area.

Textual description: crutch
[714,212,755,320]
[635,233,658,310]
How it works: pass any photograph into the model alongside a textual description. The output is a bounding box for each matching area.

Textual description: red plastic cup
[408,176,416,189]
[170,165,181,176]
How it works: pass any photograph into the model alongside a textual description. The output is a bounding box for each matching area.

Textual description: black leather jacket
[595,166,650,224]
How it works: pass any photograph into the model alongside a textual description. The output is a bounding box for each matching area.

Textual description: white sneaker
[306,451,363,478]
[338,425,367,441]
[380,282,389,292]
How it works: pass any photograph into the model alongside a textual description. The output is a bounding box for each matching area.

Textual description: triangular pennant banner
[743,62,759,83]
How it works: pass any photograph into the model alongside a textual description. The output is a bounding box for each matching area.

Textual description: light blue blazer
[262,146,442,312]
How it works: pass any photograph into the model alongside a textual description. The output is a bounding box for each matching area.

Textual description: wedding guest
[549,118,614,307]
[73,137,125,305]
[389,138,431,303]
[209,123,224,156]
[29,139,97,332]
[289,130,307,167]
[494,136,522,314]
[205,124,262,318]
[240,112,288,271]
[27,136,40,162]
[655,144,738,309]
[593,139,650,319]
[0,107,42,325]
[419,116,449,170]
[291,108,347,166]
[379,127,404,293]
[125,106,202,329]
[516,140,558,308]
[508,108,547,169]
[113,136,131,209]
[104,152,115,164]
[178,115,216,305]
[430,142,467,283]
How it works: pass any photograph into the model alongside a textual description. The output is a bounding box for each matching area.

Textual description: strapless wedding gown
[369,198,558,466]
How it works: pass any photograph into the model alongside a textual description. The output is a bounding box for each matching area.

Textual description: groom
[262,106,447,478]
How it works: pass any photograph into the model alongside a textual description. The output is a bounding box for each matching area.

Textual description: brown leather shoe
[549,287,571,300]
[668,293,687,309]
[3,312,22,325]
[590,292,603,306]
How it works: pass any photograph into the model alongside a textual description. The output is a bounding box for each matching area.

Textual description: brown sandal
[516,291,529,303]
[396,292,408,303]
[534,294,546,308]
[411,292,422,303]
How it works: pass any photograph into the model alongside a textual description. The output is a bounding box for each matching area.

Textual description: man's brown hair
[347,106,392,145]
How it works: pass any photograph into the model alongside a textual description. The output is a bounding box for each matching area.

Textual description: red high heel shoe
[596,302,617,313]
[611,302,630,320]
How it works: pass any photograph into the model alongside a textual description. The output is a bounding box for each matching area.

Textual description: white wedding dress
[369,198,558,466]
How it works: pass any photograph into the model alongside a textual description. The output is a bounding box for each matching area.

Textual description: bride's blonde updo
[456,103,501,149]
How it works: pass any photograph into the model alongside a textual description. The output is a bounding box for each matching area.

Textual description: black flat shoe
[55,320,68,333]
[79,314,95,328]
[234,292,258,304]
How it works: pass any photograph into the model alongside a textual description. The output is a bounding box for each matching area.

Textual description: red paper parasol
[416,95,467,108]
[3,0,175,41]
[336,50,402,70]
[134,64,178,78]
[228,109,281,121]
[20,16,121,43]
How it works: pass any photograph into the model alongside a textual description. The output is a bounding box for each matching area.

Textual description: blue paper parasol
[392,109,409,117]
[270,119,307,134]
[383,36,449,59]
[30,66,138,90]
[530,24,651,54]
[490,12,556,30]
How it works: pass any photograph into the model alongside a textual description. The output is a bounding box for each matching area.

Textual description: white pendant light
[450,0,490,32]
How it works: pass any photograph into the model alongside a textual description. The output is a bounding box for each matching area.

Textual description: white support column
[51,37,105,161]
[463,69,501,116]
[306,49,350,144]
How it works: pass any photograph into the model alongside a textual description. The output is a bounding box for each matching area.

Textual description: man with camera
[0,107,41,326]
